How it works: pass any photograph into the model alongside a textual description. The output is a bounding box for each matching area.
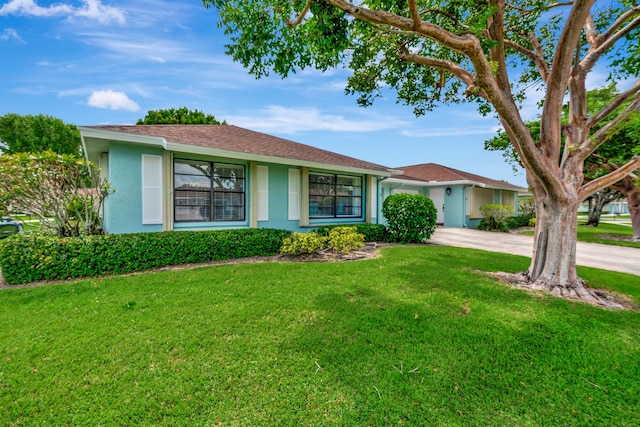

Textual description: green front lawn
[1,246,639,426]
[575,222,639,248]
[520,223,639,248]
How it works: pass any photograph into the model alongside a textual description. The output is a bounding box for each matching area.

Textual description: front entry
[429,188,445,225]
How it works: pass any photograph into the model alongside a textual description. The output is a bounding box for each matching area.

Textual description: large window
[174,160,245,222]
[309,173,362,218]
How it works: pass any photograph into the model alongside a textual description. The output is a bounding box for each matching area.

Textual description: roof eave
[165,142,393,176]
[79,127,394,177]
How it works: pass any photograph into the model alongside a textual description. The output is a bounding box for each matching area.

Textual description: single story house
[80,125,396,234]
[80,125,524,234]
[380,163,525,228]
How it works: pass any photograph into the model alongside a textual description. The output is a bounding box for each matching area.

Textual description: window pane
[337,196,361,217]
[213,192,245,221]
[175,175,210,190]
[337,175,361,186]
[213,164,245,191]
[309,173,334,185]
[309,195,335,217]
[175,160,210,176]
[175,205,211,222]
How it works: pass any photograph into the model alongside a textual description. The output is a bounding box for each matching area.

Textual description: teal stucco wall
[256,163,301,231]
[105,142,163,234]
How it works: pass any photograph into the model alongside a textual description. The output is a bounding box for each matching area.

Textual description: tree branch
[581,6,640,72]
[503,37,550,81]
[579,156,640,200]
[488,0,512,95]
[395,49,478,92]
[408,0,420,29]
[286,0,312,27]
[578,92,640,159]
[586,78,640,129]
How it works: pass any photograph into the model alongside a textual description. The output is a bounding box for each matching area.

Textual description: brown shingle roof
[86,124,391,173]
[395,163,524,190]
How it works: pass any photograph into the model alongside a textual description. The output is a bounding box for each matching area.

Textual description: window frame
[308,172,363,219]
[173,159,246,223]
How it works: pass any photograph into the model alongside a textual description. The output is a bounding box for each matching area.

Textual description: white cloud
[0,0,125,25]
[87,90,139,111]
[0,28,24,43]
[401,125,502,138]
[73,0,125,25]
[0,0,72,17]
[226,106,407,134]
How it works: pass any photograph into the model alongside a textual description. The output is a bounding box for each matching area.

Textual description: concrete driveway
[429,227,639,276]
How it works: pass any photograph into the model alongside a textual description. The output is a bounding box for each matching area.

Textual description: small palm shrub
[382,193,437,243]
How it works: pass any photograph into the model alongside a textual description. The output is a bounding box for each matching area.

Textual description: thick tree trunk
[585,188,618,226]
[629,189,640,242]
[526,179,606,305]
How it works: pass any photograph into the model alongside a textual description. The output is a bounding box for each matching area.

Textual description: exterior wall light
[445,187,452,196]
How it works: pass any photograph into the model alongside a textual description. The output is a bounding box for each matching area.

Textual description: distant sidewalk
[429,227,639,276]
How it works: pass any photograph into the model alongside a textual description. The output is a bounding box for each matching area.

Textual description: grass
[520,223,639,248]
[1,246,639,426]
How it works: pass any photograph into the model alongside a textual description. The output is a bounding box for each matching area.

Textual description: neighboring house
[379,163,525,228]
[80,125,395,234]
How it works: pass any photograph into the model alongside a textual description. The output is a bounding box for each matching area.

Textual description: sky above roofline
[1,0,630,188]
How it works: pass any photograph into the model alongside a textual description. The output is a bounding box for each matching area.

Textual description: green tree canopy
[136,107,228,125]
[203,0,640,304]
[0,113,81,156]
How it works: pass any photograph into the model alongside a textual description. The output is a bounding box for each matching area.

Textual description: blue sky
[0,1,620,187]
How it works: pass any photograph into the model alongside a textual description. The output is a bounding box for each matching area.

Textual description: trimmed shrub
[315,223,388,242]
[506,213,536,229]
[476,204,514,232]
[280,232,327,256]
[382,193,437,243]
[0,228,291,285]
[529,217,537,227]
[326,227,365,253]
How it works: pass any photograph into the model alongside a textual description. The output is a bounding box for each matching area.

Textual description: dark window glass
[309,173,362,219]
[174,160,245,222]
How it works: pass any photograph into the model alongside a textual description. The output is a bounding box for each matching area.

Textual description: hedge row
[315,223,388,243]
[0,228,291,285]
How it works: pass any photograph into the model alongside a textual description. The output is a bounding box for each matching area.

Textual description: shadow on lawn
[282,248,640,425]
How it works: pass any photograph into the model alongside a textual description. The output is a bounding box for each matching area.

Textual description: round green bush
[382,193,437,243]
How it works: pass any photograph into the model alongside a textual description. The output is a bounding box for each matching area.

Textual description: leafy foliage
[280,226,365,255]
[203,0,640,292]
[0,228,291,285]
[477,204,515,232]
[280,231,327,256]
[326,226,365,253]
[136,107,228,125]
[0,151,112,237]
[316,223,388,243]
[0,113,81,155]
[382,193,437,243]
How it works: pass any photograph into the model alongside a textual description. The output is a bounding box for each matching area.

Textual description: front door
[429,188,445,225]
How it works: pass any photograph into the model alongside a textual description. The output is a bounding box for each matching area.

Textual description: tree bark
[628,187,640,242]
[526,175,605,305]
[585,188,619,226]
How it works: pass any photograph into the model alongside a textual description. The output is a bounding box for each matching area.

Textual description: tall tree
[203,0,640,304]
[0,113,81,156]
[136,107,228,125]
[486,85,640,240]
